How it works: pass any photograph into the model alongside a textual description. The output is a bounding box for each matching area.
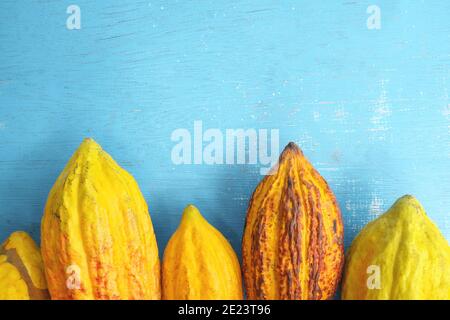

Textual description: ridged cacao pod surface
[162,205,243,300]
[342,195,450,300]
[242,142,344,300]
[41,138,160,300]
[0,231,49,300]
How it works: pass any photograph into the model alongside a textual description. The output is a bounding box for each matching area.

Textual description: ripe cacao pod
[0,231,49,300]
[41,138,161,300]
[162,205,243,300]
[242,142,344,300]
[342,195,450,300]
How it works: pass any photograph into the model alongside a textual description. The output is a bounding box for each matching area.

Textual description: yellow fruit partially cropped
[41,138,160,300]
[162,205,243,300]
[342,195,450,300]
[0,232,49,300]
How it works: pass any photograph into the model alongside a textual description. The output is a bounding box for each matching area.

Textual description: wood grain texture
[0,1,449,299]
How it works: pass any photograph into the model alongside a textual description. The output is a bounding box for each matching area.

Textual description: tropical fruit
[0,231,49,300]
[342,195,450,300]
[162,205,243,300]
[242,142,344,300]
[41,138,160,300]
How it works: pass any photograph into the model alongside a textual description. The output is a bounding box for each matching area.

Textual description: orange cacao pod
[242,142,344,300]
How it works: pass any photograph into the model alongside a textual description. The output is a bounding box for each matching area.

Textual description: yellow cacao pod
[162,205,243,300]
[41,138,160,300]
[0,231,49,300]
[342,195,450,300]
[242,142,344,300]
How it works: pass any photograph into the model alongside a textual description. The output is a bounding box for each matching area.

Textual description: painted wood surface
[0,0,449,263]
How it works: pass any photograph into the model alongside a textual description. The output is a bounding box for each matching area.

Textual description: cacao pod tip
[286,141,299,150]
[82,137,95,143]
[3,231,32,247]
[80,137,100,148]
[182,204,203,222]
[280,141,303,160]
[399,194,417,201]
[77,138,103,156]
[390,194,426,216]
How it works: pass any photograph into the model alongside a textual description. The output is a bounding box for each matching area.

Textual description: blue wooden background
[0,0,449,265]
